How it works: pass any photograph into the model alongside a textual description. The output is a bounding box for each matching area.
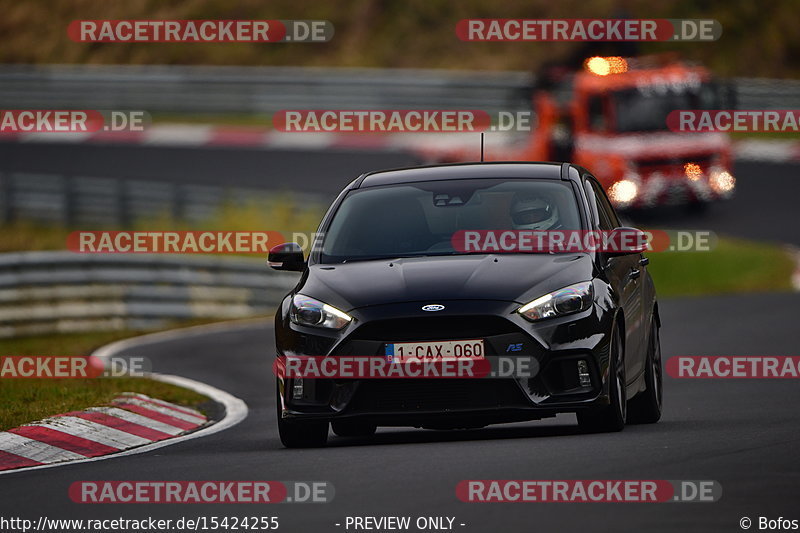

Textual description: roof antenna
[480,132,485,162]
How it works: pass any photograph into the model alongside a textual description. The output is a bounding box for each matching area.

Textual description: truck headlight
[608,179,639,206]
[709,167,735,194]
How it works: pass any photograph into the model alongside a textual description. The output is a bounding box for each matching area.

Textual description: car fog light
[292,377,304,400]
[577,360,592,387]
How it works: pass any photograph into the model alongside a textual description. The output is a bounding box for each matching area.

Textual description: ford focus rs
[270,162,662,447]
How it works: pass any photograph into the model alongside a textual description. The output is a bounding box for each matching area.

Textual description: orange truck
[425,55,737,210]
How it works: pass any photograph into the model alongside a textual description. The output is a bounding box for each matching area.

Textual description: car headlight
[290,294,353,329]
[517,281,593,322]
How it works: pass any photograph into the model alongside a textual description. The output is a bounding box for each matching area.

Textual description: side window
[588,179,620,229]
[583,181,600,228]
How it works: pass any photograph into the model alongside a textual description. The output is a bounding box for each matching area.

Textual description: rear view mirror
[267,242,305,271]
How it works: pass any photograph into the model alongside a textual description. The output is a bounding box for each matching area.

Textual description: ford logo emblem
[422,304,445,312]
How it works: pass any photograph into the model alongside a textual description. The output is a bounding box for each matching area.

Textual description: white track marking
[143,125,213,146]
[119,393,205,418]
[30,417,149,448]
[19,132,94,143]
[0,433,85,463]
[267,132,336,149]
[733,139,800,162]
[85,407,186,435]
[111,397,206,423]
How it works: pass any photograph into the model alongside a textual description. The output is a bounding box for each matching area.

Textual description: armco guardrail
[0,251,299,338]
[0,171,327,226]
[0,65,532,115]
[1,65,799,114]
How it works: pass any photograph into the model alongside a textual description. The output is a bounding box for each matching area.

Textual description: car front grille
[349,315,519,342]
[349,378,528,412]
[636,154,715,175]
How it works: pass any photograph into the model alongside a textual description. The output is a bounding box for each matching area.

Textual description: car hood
[301,254,595,311]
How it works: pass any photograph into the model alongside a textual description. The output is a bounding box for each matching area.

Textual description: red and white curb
[0,320,252,475]
[2,125,799,163]
[0,393,206,472]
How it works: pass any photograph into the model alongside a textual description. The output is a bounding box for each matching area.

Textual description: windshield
[612,81,724,133]
[320,179,582,263]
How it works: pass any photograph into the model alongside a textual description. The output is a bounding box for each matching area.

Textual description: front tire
[577,327,626,433]
[276,380,328,448]
[627,319,663,424]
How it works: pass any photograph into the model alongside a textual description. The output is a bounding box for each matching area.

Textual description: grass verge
[0,377,209,432]
[647,237,795,297]
[0,327,217,431]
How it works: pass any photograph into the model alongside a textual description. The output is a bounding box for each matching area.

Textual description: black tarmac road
[1,292,799,533]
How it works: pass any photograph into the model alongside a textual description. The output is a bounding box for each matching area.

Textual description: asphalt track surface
[1,291,799,532]
[0,140,797,245]
[0,143,798,532]
[0,141,420,197]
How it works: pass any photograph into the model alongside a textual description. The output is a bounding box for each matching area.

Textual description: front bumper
[275,299,615,426]
[621,170,735,209]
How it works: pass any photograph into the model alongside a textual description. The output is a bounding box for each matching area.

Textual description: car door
[584,176,646,384]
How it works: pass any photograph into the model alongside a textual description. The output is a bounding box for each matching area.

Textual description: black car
[270,162,662,447]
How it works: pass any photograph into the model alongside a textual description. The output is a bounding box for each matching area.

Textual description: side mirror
[606,227,648,255]
[268,242,305,271]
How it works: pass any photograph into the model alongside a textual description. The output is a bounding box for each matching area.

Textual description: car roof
[355,162,567,189]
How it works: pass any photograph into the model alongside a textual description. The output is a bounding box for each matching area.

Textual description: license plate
[385,339,485,363]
